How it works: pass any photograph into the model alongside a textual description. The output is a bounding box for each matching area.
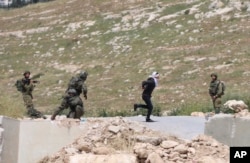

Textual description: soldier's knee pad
[67,111,75,118]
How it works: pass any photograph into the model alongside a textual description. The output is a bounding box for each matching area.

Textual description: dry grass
[0,0,250,117]
[0,95,26,118]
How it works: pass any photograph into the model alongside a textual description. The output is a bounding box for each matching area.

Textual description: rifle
[31,73,44,80]
[31,73,44,83]
[23,73,44,84]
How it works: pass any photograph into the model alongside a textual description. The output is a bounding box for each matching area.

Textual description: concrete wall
[1,117,86,163]
[0,116,4,163]
[205,114,250,146]
[2,117,20,163]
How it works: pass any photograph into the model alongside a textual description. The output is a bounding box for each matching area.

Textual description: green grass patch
[0,95,26,118]
[169,101,213,116]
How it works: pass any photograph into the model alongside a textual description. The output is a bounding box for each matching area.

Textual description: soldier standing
[134,71,160,122]
[51,71,88,120]
[16,71,46,119]
[209,73,224,114]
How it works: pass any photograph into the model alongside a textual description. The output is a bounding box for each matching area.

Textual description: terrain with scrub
[0,0,250,118]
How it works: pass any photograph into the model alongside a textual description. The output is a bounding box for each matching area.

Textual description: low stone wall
[1,116,86,163]
[205,114,250,146]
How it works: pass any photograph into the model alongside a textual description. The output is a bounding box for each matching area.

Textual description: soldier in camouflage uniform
[19,71,46,118]
[51,89,84,120]
[66,71,88,99]
[51,71,88,120]
[209,73,224,114]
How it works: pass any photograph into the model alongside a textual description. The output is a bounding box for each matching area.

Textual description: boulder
[224,100,248,112]
[174,144,188,154]
[146,152,164,163]
[209,0,225,9]
[235,109,250,117]
[92,147,115,155]
[108,125,121,134]
[134,135,163,146]
[161,140,179,149]
[134,148,148,159]
[74,142,92,153]
[188,147,196,154]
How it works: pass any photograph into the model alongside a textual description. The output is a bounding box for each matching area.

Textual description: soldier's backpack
[15,79,24,92]
[68,77,80,90]
[218,81,226,95]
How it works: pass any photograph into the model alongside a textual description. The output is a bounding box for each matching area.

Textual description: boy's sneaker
[146,119,155,122]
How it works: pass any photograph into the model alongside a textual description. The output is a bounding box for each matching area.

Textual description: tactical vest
[209,80,220,96]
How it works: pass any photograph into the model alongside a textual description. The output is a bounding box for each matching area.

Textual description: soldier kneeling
[51,89,84,120]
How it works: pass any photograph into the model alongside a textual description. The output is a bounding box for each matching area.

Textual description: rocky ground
[38,117,229,163]
[33,99,248,163]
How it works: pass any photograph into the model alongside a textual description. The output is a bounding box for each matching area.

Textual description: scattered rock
[108,125,121,134]
[174,144,188,154]
[161,140,179,149]
[146,152,164,163]
[191,112,205,117]
[133,135,163,146]
[92,147,115,155]
[224,100,248,112]
[39,117,229,163]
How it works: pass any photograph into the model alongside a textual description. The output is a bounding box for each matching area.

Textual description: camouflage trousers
[22,94,43,118]
[67,105,84,119]
[212,97,222,114]
[51,97,84,120]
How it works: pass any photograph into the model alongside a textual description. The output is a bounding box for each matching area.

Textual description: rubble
[39,117,229,163]
[224,100,248,113]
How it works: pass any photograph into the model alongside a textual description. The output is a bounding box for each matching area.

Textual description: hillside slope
[0,0,250,117]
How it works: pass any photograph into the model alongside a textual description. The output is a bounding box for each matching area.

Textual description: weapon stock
[30,73,44,80]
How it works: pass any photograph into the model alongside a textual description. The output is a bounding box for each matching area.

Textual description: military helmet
[210,73,218,78]
[79,71,88,80]
[68,89,77,95]
[23,70,31,76]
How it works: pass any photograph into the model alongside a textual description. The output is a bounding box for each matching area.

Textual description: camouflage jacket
[67,76,87,96]
[21,78,35,95]
[209,79,223,97]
